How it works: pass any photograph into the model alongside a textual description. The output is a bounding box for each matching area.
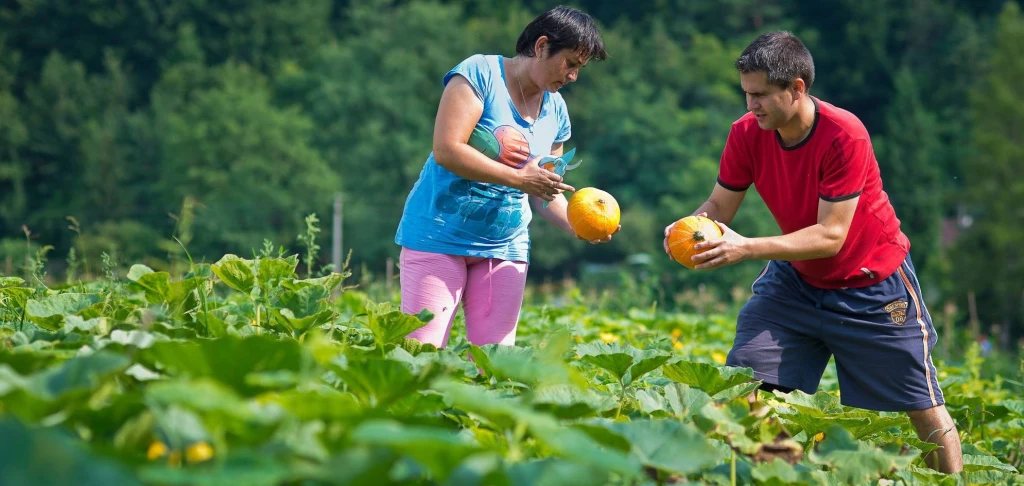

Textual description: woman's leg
[399,247,467,348]
[462,258,529,346]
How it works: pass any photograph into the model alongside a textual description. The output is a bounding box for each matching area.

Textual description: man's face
[740,71,797,130]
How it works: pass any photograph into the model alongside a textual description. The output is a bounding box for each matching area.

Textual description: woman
[394,6,614,348]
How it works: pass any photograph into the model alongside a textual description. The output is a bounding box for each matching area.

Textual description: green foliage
[0,254,1022,484]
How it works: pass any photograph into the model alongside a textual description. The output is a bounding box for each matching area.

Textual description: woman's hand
[578,225,621,244]
[517,155,575,201]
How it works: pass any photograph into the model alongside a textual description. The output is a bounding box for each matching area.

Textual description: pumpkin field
[1,250,1022,486]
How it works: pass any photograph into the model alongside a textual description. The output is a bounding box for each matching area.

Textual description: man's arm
[691,196,859,269]
[742,196,858,260]
[692,183,747,225]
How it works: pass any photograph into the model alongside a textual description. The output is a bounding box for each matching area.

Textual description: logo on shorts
[885,300,909,325]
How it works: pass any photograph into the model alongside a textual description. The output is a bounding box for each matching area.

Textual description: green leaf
[126,264,154,281]
[145,378,274,424]
[151,405,211,449]
[23,351,130,400]
[634,388,671,416]
[211,254,256,295]
[138,450,292,486]
[608,419,724,475]
[139,336,303,397]
[575,342,634,381]
[282,272,347,294]
[663,383,713,420]
[266,388,363,421]
[575,343,671,386]
[363,303,432,348]
[773,391,907,439]
[530,384,617,419]
[712,381,761,402]
[256,256,298,289]
[470,344,543,383]
[527,415,641,478]
[309,447,397,486]
[807,425,917,484]
[0,418,142,486]
[962,454,1019,473]
[435,380,533,430]
[272,308,335,335]
[350,420,481,481]
[133,271,171,304]
[0,285,35,311]
[25,293,103,331]
[332,358,441,407]
[506,458,611,486]
[661,360,756,396]
[0,276,27,287]
[750,458,803,486]
[570,421,633,453]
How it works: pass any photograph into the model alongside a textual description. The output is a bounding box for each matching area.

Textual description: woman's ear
[534,35,549,58]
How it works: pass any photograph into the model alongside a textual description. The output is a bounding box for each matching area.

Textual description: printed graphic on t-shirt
[432,124,531,239]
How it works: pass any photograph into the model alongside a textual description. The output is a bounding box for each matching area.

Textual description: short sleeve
[442,54,492,102]
[819,137,869,202]
[717,125,753,192]
[555,97,571,143]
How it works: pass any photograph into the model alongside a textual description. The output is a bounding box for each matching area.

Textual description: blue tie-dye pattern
[395,54,572,263]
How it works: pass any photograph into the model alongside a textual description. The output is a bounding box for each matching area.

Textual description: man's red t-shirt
[717,97,910,289]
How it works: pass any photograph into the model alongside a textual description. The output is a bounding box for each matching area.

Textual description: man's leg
[907,404,963,473]
[823,255,963,474]
[727,261,832,397]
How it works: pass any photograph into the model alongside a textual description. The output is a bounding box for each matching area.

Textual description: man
[663,31,963,473]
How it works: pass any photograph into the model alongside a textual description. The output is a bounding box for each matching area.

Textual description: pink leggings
[399,247,529,348]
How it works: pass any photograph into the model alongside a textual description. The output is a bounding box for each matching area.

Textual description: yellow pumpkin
[667,215,723,268]
[567,188,620,241]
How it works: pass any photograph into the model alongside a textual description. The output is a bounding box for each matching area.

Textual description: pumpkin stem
[693,230,705,241]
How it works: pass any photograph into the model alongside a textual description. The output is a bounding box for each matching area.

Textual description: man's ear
[792,78,808,98]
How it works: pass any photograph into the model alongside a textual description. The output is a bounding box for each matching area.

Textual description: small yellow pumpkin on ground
[147,441,168,461]
[667,215,723,268]
[566,188,620,241]
[185,441,214,464]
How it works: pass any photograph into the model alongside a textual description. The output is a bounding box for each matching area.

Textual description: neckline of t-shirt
[776,97,820,151]
[497,55,550,129]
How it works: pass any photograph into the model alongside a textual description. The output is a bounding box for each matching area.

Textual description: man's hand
[690,220,751,269]
[663,212,709,261]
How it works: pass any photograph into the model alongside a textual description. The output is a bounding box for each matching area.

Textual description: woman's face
[530,37,588,92]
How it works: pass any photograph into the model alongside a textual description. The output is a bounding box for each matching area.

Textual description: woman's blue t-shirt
[394,54,572,263]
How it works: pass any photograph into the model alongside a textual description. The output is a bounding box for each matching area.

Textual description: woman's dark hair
[515,6,607,62]
[735,31,815,91]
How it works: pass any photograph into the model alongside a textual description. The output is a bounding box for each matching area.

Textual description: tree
[152,60,339,261]
[957,1,1024,341]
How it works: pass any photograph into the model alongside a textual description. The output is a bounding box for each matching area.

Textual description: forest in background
[1,0,1023,346]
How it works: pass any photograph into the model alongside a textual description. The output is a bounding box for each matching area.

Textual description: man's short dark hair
[735,31,815,91]
[516,6,608,62]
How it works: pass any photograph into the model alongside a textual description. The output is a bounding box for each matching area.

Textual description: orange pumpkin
[567,188,620,241]
[667,215,723,268]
